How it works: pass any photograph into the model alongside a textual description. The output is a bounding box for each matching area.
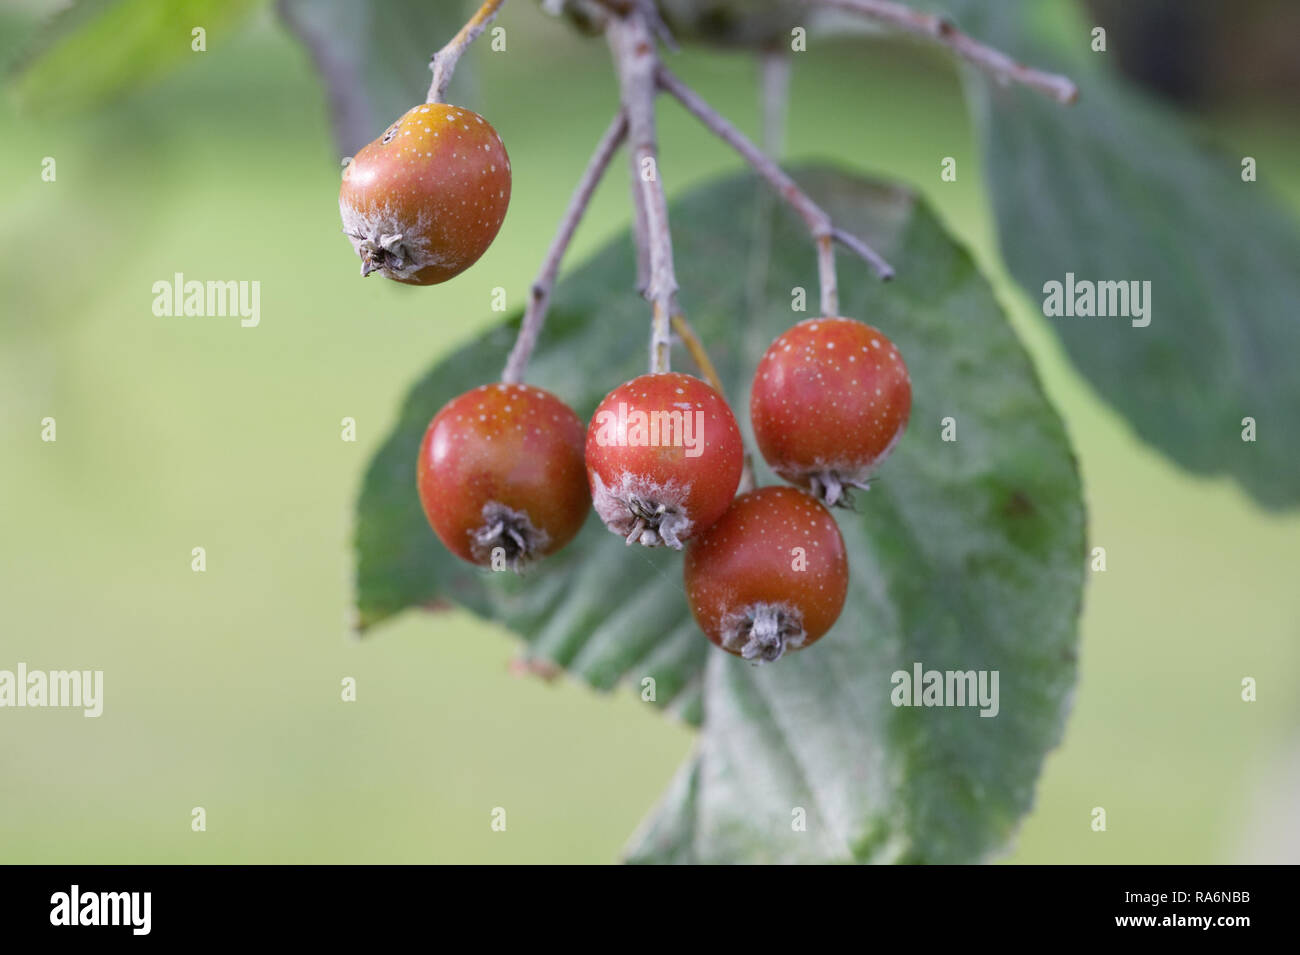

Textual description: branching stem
[427,0,507,104]
[811,0,1078,104]
[656,63,893,318]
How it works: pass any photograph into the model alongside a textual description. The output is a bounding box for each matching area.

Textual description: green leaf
[277,0,479,157]
[9,0,264,115]
[356,166,1085,862]
[948,0,1300,508]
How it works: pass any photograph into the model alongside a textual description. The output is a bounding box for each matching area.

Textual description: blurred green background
[2,0,1297,863]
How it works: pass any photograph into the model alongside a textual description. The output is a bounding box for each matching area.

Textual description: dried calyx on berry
[685,486,849,664]
[806,470,868,511]
[750,317,911,508]
[339,103,511,286]
[469,501,549,570]
[619,487,690,548]
[722,603,808,663]
[584,372,744,549]
[417,383,589,571]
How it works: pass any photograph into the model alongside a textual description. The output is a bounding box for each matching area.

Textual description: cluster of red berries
[340,107,912,663]
[416,318,910,663]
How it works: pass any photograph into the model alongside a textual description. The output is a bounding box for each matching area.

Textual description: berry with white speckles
[585,373,744,549]
[418,384,588,570]
[340,104,511,285]
[684,486,848,663]
[750,317,911,507]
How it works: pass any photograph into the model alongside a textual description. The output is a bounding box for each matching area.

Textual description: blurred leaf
[9,0,264,114]
[948,0,1300,508]
[356,167,1085,862]
[277,0,477,157]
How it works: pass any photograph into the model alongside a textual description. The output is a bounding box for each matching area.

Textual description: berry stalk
[608,3,678,374]
[669,313,724,395]
[816,234,838,318]
[427,0,508,104]
[670,311,758,497]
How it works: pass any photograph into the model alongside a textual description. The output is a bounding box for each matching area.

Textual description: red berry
[339,103,511,285]
[585,372,744,548]
[750,317,911,506]
[684,486,848,663]
[418,383,588,569]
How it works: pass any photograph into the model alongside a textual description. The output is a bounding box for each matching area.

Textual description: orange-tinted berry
[340,103,511,285]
